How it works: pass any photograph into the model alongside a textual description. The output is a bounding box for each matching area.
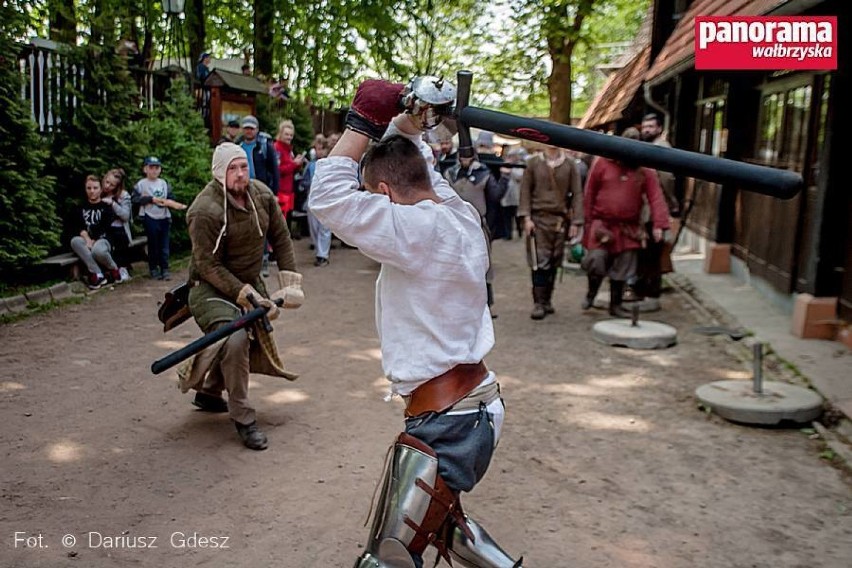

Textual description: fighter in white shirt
[309,79,523,568]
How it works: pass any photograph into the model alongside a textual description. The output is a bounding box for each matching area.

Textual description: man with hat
[444,133,502,317]
[237,115,280,274]
[237,115,279,195]
[180,142,303,450]
[195,52,211,84]
[218,119,241,145]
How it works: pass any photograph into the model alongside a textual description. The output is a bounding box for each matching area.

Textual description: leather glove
[236,284,280,321]
[345,79,405,141]
[271,270,304,309]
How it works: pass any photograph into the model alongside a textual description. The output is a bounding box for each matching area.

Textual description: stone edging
[0,282,84,317]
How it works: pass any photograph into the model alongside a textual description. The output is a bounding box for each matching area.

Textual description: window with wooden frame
[695,78,728,158]
[753,74,827,174]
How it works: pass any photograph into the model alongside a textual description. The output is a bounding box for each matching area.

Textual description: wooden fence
[18,38,163,134]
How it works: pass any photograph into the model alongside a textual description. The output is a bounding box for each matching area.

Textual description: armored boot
[448,515,524,567]
[582,275,603,310]
[608,280,632,318]
[354,434,467,568]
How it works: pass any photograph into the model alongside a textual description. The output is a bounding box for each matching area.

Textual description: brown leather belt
[403,361,488,418]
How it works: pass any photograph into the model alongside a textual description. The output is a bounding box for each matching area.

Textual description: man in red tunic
[581,127,670,317]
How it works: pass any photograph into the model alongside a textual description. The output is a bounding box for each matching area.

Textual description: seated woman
[70,175,120,289]
[101,168,133,281]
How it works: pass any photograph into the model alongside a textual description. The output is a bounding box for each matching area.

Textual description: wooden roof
[205,68,268,95]
[645,0,791,83]
[578,45,651,130]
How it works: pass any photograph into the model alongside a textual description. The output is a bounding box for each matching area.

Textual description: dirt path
[1,238,850,568]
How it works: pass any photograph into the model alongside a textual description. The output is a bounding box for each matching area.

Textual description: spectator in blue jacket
[237,115,280,274]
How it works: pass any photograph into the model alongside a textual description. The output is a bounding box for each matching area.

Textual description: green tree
[0,3,61,271]
[486,0,649,121]
[47,0,77,44]
[47,42,147,244]
[136,77,213,253]
[256,96,315,153]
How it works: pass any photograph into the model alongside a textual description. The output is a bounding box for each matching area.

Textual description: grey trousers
[582,247,637,281]
[200,328,255,425]
[70,236,117,274]
[404,403,497,493]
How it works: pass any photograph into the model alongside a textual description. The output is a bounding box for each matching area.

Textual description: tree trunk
[186,0,205,73]
[548,54,573,124]
[254,0,274,78]
[543,0,592,125]
[47,0,76,45]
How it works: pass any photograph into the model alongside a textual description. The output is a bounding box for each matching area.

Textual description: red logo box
[695,16,837,70]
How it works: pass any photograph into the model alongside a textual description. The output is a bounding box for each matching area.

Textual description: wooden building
[581,0,849,342]
[201,69,269,143]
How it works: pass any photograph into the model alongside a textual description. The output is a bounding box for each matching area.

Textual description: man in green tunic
[182,142,303,450]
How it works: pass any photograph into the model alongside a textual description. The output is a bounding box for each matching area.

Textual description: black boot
[193,392,228,413]
[543,267,557,314]
[531,270,549,320]
[234,421,268,451]
[609,280,632,318]
[582,275,603,310]
[531,287,547,320]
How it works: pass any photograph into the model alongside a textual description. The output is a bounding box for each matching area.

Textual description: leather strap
[404,362,488,418]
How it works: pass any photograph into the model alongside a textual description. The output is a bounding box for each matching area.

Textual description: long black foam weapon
[151,295,282,375]
[447,70,802,200]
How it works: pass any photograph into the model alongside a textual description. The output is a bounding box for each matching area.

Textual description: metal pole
[752,342,764,394]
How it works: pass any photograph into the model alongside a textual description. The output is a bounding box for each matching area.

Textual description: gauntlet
[271,271,304,309]
[346,79,405,141]
[237,283,280,321]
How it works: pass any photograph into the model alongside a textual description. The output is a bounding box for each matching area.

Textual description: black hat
[227,119,240,128]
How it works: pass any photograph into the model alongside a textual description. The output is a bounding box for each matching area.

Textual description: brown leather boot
[531,286,548,320]
[542,267,557,314]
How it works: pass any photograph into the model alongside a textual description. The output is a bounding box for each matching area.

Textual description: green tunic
[177,178,299,390]
[186,179,295,331]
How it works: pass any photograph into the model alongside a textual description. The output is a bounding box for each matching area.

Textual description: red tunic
[274,140,300,215]
[582,157,670,254]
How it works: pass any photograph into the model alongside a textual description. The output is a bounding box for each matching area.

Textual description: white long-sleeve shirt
[309,126,494,395]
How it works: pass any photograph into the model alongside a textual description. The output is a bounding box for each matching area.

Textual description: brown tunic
[518,154,583,223]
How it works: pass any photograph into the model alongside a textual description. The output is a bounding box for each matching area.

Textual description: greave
[448,515,524,568]
[355,434,462,568]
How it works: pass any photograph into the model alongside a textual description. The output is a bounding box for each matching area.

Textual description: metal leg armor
[355,433,465,568]
[448,515,524,568]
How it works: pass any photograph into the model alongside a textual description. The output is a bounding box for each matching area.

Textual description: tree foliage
[134,77,212,252]
[47,42,148,245]
[485,0,649,121]
[255,97,315,154]
[0,2,61,271]
[21,0,649,119]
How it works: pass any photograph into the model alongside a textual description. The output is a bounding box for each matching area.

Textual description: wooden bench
[39,236,148,281]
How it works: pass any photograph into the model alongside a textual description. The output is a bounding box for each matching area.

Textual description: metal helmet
[401,76,457,129]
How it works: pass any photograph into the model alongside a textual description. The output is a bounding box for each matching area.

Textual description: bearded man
[181,143,303,450]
